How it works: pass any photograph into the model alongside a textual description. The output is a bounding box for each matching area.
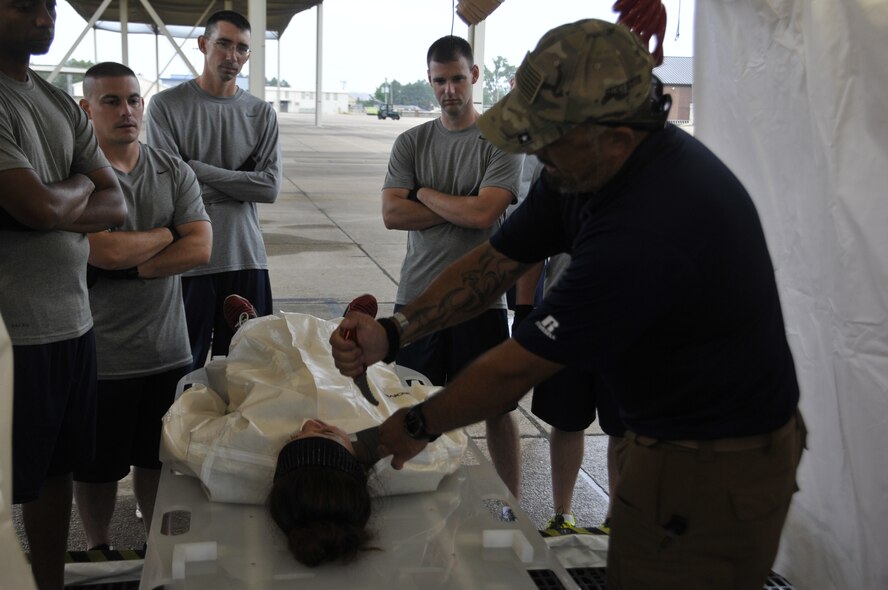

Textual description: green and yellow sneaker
[542,513,593,536]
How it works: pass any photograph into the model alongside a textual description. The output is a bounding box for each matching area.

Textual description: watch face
[404,406,424,439]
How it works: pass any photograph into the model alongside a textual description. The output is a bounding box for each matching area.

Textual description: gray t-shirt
[90,144,209,379]
[383,119,523,306]
[0,70,109,345]
[145,80,281,276]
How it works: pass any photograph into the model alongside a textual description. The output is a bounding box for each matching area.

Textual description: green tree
[266,77,290,87]
[37,58,95,93]
[483,56,516,106]
[373,79,435,110]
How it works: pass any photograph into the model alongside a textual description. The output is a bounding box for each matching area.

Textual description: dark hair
[82,62,137,98]
[205,10,251,37]
[267,466,374,567]
[427,35,474,67]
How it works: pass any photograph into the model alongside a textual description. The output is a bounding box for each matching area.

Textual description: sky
[39,0,694,94]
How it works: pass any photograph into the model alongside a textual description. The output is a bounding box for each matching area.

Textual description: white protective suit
[160,313,467,504]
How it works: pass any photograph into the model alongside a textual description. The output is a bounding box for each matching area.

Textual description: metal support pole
[276,35,281,111]
[248,0,267,99]
[314,2,323,126]
[141,2,213,97]
[467,20,486,113]
[46,0,113,82]
[120,0,129,65]
[138,0,199,77]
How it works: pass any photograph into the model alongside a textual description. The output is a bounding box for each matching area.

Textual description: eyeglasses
[209,38,251,58]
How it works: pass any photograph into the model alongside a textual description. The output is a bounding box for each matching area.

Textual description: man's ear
[197,35,208,55]
[471,64,480,85]
[602,126,635,148]
[427,70,432,85]
[79,98,92,119]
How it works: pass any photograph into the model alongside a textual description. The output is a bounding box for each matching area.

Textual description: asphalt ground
[13,111,611,557]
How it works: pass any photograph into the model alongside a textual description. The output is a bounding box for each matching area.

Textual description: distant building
[654,56,693,124]
[154,74,350,114]
[266,86,351,114]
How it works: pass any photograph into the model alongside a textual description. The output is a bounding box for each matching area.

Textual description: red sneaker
[223,294,258,331]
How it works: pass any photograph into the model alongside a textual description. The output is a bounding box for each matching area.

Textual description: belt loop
[698,439,715,462]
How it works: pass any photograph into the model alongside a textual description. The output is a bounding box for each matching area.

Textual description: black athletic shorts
[532,369,625,436]
[393,307,509,386]
[182,269,273,369]
[12,330,97,504]
[73,365,189,483]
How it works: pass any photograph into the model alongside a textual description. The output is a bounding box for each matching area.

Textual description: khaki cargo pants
[607,410,806,590]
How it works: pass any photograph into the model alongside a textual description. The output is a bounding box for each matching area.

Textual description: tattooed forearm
[400,242,531,344]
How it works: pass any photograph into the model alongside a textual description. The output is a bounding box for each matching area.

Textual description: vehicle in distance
[377,104,400,120]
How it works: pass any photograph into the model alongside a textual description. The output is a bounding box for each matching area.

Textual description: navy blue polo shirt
[492,125,799,440]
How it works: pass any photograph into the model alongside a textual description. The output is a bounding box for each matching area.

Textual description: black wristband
[377,317,400,364]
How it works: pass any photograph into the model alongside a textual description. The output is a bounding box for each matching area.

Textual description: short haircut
[427,35,473,67]
[205,10,251,37]
[82,62,137,98]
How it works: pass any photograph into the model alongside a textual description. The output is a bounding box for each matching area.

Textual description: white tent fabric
[695,1,888,588]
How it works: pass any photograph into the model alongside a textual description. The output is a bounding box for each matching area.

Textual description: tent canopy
[65,0,321,37]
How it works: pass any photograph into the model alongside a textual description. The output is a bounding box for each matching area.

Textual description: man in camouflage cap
[479,18,663,153]
[333,19,804,589]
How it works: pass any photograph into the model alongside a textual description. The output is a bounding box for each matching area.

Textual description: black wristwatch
[403,403,440,442]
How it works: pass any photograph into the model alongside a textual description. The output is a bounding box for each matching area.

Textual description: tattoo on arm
[410,248,530,335]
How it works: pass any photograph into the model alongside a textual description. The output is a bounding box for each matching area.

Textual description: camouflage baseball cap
[478,19,656,153]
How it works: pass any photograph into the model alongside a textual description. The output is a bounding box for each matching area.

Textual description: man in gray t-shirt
[145,10,281,370]
[381,35,523,509]
[0,3,126,586]
[71,63,212,550]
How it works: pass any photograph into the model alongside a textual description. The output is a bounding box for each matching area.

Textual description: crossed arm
[382,185,515,231]
[88,220,212,278]
[146,104,282,205]
[0,166,126,232]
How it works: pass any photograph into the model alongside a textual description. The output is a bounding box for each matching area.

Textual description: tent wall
[694,1,888,588]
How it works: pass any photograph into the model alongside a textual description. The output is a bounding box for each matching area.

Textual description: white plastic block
[482,529,534,563]
[171,542,218,579]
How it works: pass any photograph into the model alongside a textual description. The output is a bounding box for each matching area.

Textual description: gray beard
[547,174,595,195]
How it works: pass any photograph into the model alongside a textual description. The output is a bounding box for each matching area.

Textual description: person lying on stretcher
[160,309,467,566]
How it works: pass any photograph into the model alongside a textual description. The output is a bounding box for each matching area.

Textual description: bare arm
[381,188,446,230]
[399,241,530,341]
[330,241,531,376]
[0,167,94,231]
[87,227,174,270]
[417,185,514,229]
[56,166,127,233]
[137,220,212,278]
[378,339,564,468]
